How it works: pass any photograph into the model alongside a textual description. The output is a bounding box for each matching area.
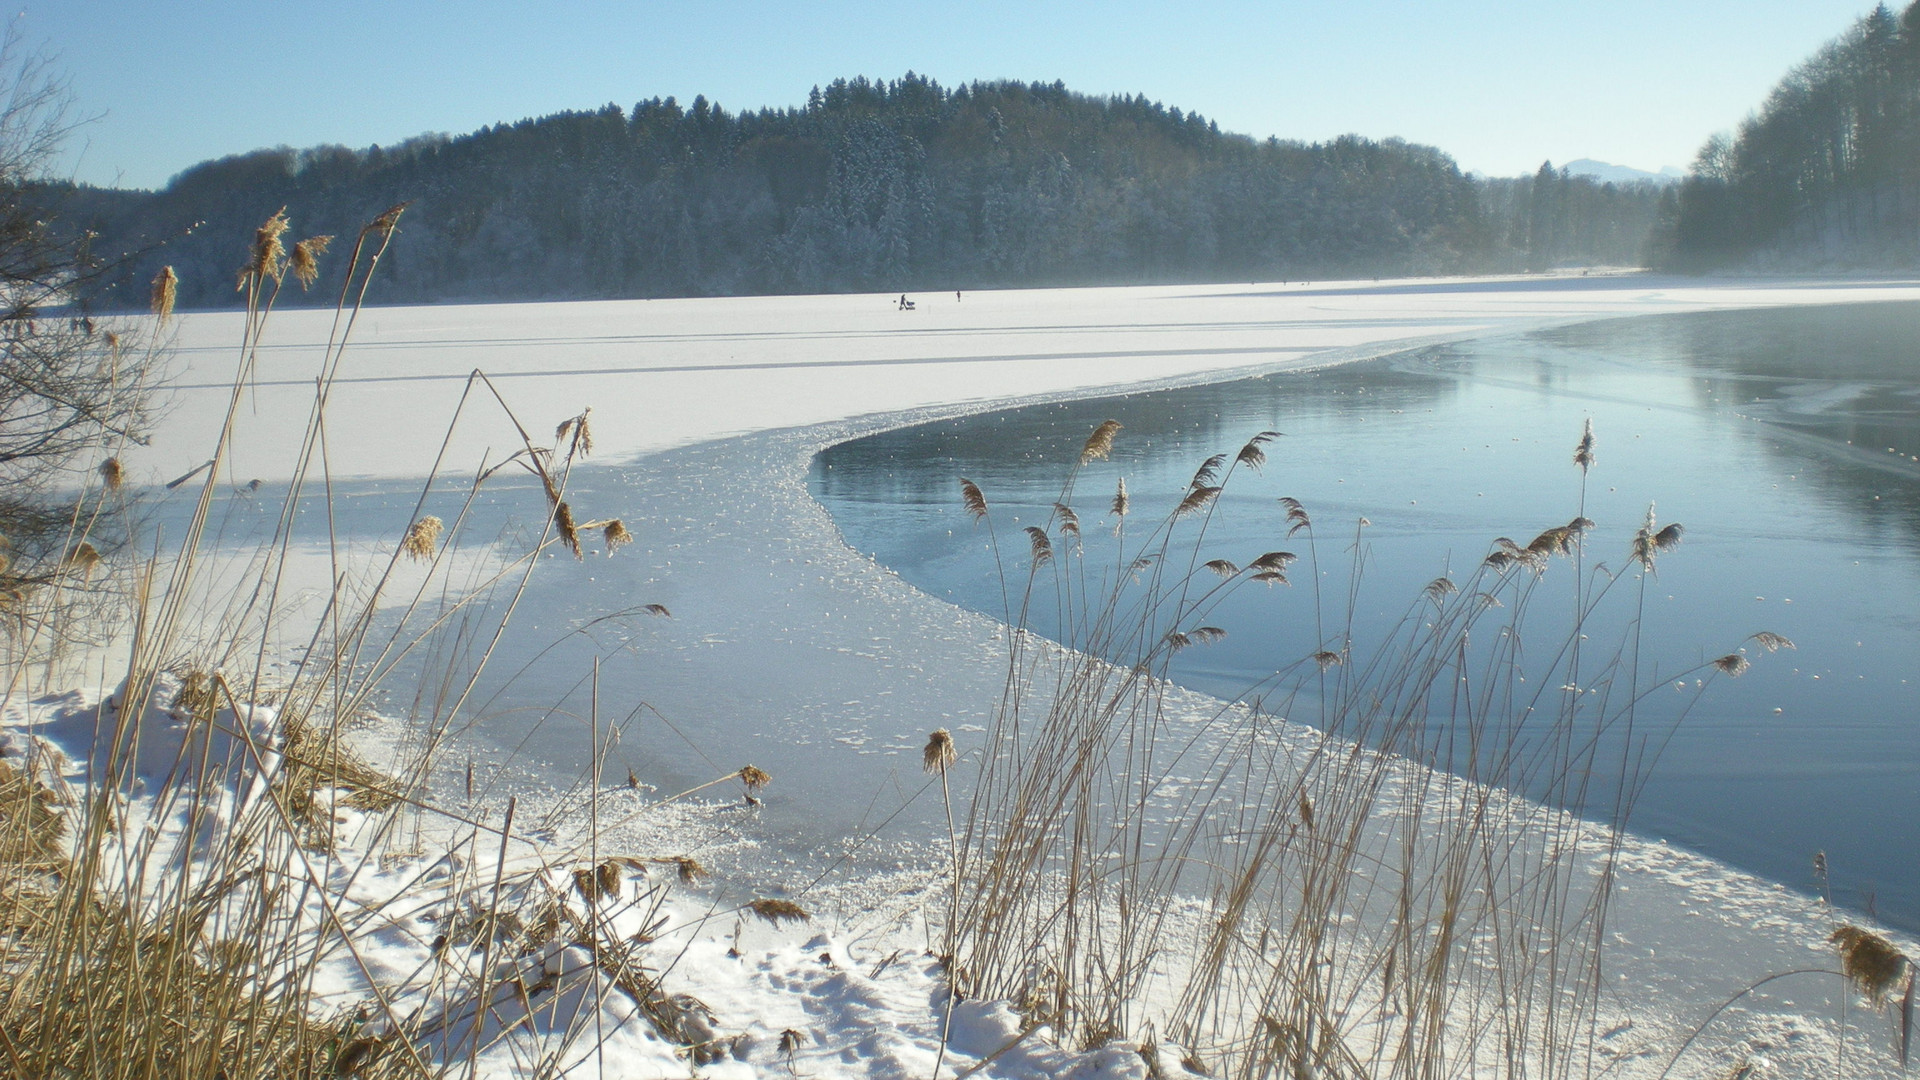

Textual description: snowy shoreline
[23,274,1920,1076]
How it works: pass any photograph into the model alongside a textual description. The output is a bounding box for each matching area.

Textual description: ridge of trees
[1662,1,1920,269]
[48,76,1667,307]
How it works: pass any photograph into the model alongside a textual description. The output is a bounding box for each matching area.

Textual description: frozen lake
[116,277,1919,923]
[814,301,1920,929]
[81,278,1920,1075]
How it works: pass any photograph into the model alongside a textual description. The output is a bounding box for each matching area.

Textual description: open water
[813,301,1920,929]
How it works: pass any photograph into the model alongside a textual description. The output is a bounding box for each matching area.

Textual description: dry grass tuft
[0,754,342,1077]
[0,759,65,873]
[170,668,217,719]
[572,861,629,903]
[747,898,809,925]
[277,713,399,845]
[400,515,443,561]
[1831,925,1909,1004]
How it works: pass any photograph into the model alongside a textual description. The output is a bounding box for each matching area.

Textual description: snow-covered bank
[18,275,1920,1077]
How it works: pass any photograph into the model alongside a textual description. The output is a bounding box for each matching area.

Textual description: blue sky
[34,1,1885,190]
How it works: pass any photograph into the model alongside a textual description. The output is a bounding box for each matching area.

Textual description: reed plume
[738,765,772,794]
[959,478,988,521]
[1574,417,1595,471]
[1025,526,1053,566]
[555,409,594,456]
[1236,430,1282,472]
[1632,505,1685,571]
[241,208,290,287]
[1749,631,1795,652]
[1054,503,1080,538]
[1110,478,1129,521]
[1166,627,1226,653]
[150,266,177,322]
[401,515,443,561]
[602,520,633,553]
[554,502,581,558]
[1190,453,1228,490]
[1175,486,1221,518]
[98,457,123,490]
[1249,551,1296,573]
[63,542,99,578]
[364,202,410,238]
[1711,653,1750,677]
[289,235,332,290]
[1831,925,1908,1004]
[1081,419,1121,464]
[1280,496,1311,536]
[923,729,958,774]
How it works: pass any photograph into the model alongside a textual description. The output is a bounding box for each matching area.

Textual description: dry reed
[1832,925,1909,1005]
[938,414,1804,1078]
[150,265,177,322]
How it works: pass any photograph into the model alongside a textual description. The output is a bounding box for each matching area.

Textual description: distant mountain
[1563,159,1685,186]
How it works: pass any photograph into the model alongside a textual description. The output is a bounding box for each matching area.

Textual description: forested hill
[51,76,1666,308]
[1664,1,1920,269]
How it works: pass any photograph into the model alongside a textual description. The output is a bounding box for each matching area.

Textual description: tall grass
[0,207,761,1076]
[941,417,1798,1078]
